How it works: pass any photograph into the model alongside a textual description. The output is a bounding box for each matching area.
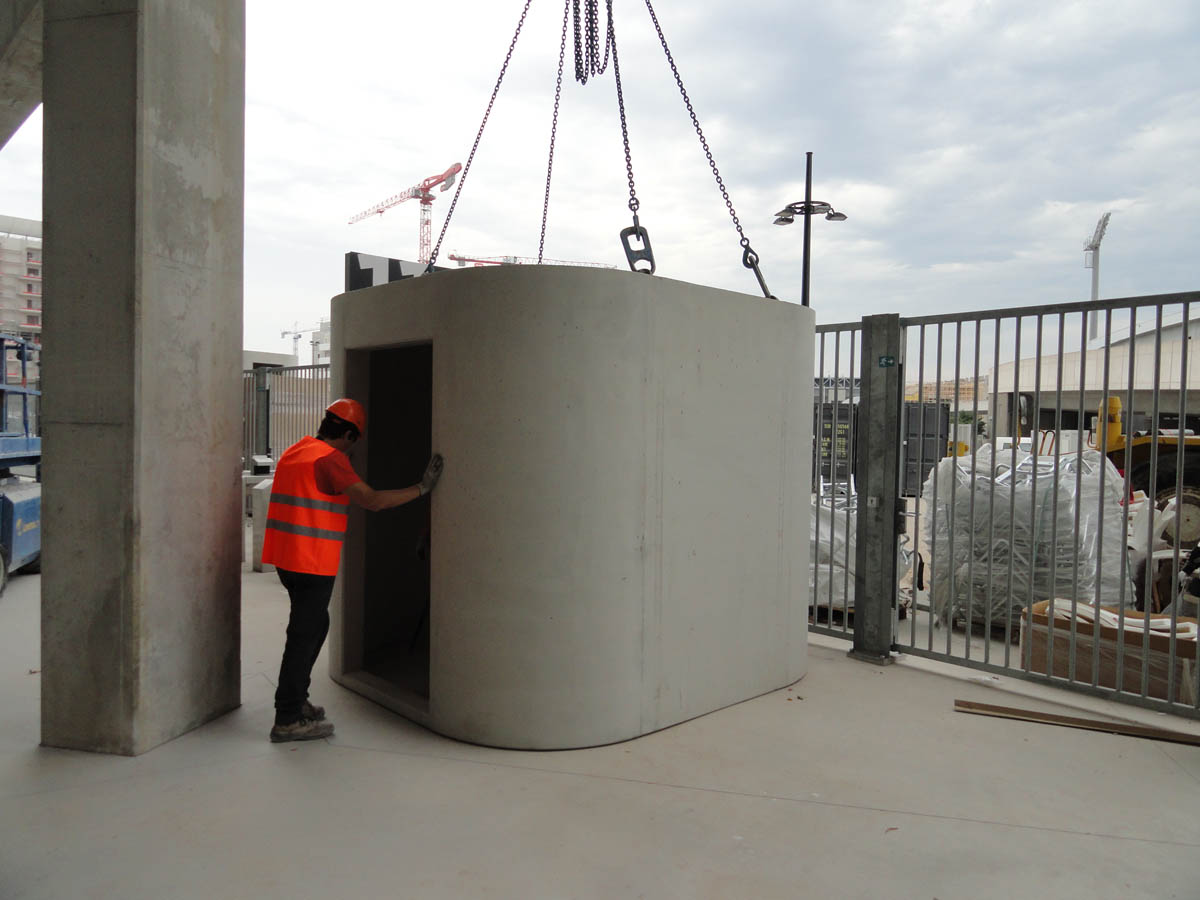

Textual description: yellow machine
[1093,396,1200,544]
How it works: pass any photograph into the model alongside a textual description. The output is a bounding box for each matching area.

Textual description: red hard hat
[326,398,366,435]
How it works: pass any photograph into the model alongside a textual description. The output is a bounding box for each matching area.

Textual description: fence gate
[814,291,1200,721]
[241,364,331,466]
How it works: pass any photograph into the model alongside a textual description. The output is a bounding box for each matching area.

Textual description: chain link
[539,0,572,265]
[572,0,583,82]
[428,0,534,270]
[596,0,611,74]
[571,2,639,220]
[574,0,612,85]
[607,11,639,218]
[586,0,598,75]
[641,0,750,251]
[436,0,767,293]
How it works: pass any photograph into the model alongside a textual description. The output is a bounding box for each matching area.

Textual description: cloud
[2,0,1197,353]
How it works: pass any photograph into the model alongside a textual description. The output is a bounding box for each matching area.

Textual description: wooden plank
[953,699,1200,747]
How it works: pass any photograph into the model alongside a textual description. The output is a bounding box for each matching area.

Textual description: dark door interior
[363,344,433,698]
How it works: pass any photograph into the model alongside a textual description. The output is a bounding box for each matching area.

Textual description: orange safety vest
[261,436,351,576]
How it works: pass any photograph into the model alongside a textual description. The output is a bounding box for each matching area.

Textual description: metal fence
[810,324,862,639]
[815,291,1200,720]
[241,370,263,468]
[241,364,330,466]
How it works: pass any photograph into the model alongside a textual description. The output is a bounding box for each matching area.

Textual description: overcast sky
[1,0,1197,359]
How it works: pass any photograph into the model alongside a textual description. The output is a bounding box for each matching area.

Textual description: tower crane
[348,162,462,265]
[281,323,321,363]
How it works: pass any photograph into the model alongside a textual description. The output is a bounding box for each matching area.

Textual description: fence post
[851,314,901,664]
[253,367,270,457]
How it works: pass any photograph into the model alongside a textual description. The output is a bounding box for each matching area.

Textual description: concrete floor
[3,566,1200,899]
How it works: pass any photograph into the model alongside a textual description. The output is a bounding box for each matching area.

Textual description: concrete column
[41,0,245,755]
[993,393,1014,440]
[851,314,901,664]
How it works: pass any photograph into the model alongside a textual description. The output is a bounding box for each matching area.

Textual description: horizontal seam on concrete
[326,740,1200,850]
[47,11,137,23]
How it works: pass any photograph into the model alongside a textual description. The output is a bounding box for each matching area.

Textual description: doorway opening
[361,343,433,699]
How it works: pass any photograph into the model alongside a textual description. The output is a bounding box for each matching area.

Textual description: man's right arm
[340,454,443,512]
[344,481,422,512]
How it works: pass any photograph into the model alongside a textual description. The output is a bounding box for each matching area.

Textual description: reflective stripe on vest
[269,492,347,514]
[261,436,352,576]
[265,518,346,542]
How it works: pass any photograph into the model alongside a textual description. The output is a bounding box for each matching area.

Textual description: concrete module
[328,264,814,749]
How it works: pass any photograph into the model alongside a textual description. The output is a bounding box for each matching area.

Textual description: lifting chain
[571,0,653,273]
[573,0,611,84]
[427,0,534,272]
[433,0,771,297]
[640,0,772,297]
[606,4,654,273]
[538,0,572,265]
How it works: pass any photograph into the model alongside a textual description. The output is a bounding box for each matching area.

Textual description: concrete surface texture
[329,266,814,749]
[6,567,1200,898]
[39,0,245,755]
[0,0,41,150]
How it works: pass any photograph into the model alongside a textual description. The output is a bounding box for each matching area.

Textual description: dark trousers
[274,567,336,725]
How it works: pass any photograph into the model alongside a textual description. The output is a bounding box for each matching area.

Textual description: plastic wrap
[810,501,856,612]
[922,446,1133,627]
[809,500,913,612]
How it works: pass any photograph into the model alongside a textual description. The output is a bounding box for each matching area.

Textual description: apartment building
[0,215,42,384]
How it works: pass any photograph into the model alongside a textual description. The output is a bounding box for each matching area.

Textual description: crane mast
[280,323,321,363]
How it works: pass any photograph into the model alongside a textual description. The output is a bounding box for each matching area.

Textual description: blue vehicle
[0,334,40,594]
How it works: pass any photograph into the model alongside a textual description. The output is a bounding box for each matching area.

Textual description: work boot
[301,701,326,721]
[269,717,334,743]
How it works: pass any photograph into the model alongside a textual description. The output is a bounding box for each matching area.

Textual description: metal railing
[268,364,330,457]
[241,364,331,467]
[818,291,1200,719]
[241,370,262,468]
[811,324,861,641]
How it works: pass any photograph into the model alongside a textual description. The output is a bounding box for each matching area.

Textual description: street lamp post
[773,151,847,307]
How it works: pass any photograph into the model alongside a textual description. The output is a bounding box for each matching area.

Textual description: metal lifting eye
[620,219,655,274]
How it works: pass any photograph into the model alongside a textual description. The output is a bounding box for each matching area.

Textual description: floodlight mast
[1085,210,1113,340]
[1085,211,1112,301]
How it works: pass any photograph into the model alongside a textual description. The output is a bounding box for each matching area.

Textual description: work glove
[418,453,444,496]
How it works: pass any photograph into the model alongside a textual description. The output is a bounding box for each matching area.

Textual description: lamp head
[773,201,847,224]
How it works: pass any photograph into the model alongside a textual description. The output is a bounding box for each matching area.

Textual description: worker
[262,397,443,743]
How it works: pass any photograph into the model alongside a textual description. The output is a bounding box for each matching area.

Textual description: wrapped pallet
[810,501,856,614]
[810,501,914,615]
[922,446,1132,628]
